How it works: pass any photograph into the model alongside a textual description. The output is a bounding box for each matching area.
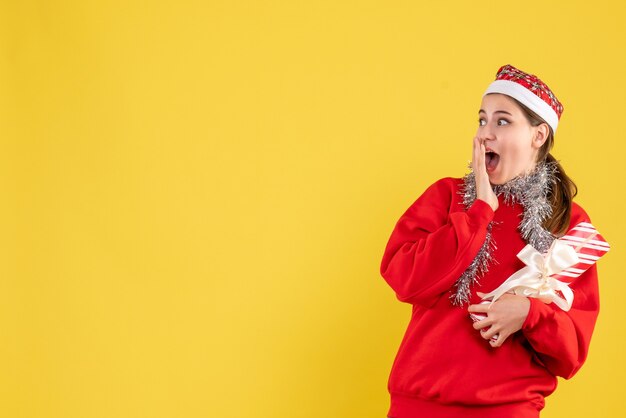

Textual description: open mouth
[485,148,500,173]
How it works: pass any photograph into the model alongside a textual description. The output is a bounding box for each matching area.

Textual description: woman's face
[476,93,547,185]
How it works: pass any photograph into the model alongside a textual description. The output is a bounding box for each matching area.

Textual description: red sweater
[380,177,600,418]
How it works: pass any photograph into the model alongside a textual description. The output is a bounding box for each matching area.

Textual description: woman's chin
[486,165,516,185]
[487,171,504,185]
[489,173,515,185]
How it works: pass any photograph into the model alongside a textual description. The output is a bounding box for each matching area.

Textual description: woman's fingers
[472,318,492,330]
[482,326,499,340]
[473,137,486,175]
[472,136,499,212]
[468,301,490,313]
[474,295,530,347]
[472,136,483,174]
[477,139,485,174]
[489,331,507,347]
[471,140,475,173]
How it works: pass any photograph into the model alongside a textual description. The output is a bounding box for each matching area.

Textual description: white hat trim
[483,79,559,133]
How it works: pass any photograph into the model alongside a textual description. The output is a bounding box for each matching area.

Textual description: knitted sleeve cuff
[521,297,551,332]
[466,198,495,227]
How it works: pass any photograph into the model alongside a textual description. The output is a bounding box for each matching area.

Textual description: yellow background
[1,1,624,417]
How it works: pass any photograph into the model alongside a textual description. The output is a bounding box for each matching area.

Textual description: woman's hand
[468,292,531,348]
[472,136,499,212]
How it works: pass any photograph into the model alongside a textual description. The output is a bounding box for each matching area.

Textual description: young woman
[380,65,600,418]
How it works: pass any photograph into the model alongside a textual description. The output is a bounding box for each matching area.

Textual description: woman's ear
[533,123,550,149]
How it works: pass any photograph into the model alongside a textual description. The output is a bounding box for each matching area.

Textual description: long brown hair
[509,96,578,236]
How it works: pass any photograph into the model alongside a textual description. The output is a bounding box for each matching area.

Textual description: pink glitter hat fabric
[492,64,564,120]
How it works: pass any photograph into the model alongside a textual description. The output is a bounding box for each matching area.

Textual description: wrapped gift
[469,222,609,342]
[549,222,610,283]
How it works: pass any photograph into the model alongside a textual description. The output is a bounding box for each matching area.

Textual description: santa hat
[483,64,564,133]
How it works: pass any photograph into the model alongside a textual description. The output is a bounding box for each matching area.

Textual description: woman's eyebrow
[478,109,513,116]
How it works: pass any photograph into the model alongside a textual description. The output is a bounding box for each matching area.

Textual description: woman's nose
[479,123,496,141]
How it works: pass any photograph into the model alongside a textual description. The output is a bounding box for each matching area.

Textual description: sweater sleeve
[380,178,495,307]
[521,207,601,379]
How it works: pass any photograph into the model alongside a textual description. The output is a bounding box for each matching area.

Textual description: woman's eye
[497,119,510,126]
[478,119,486,126]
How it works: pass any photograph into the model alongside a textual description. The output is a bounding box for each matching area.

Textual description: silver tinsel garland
[450,160,559,306]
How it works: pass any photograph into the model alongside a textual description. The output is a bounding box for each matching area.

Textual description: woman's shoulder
[425,176,465,193]
[407,177,466,212]
[416,176,465,201]
[569,200,593,227]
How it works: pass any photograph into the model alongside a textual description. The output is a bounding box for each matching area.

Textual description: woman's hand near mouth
[473,136,499,212]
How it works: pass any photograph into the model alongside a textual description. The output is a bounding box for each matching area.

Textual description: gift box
[549,222,610,283]
[469,222,609,343]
